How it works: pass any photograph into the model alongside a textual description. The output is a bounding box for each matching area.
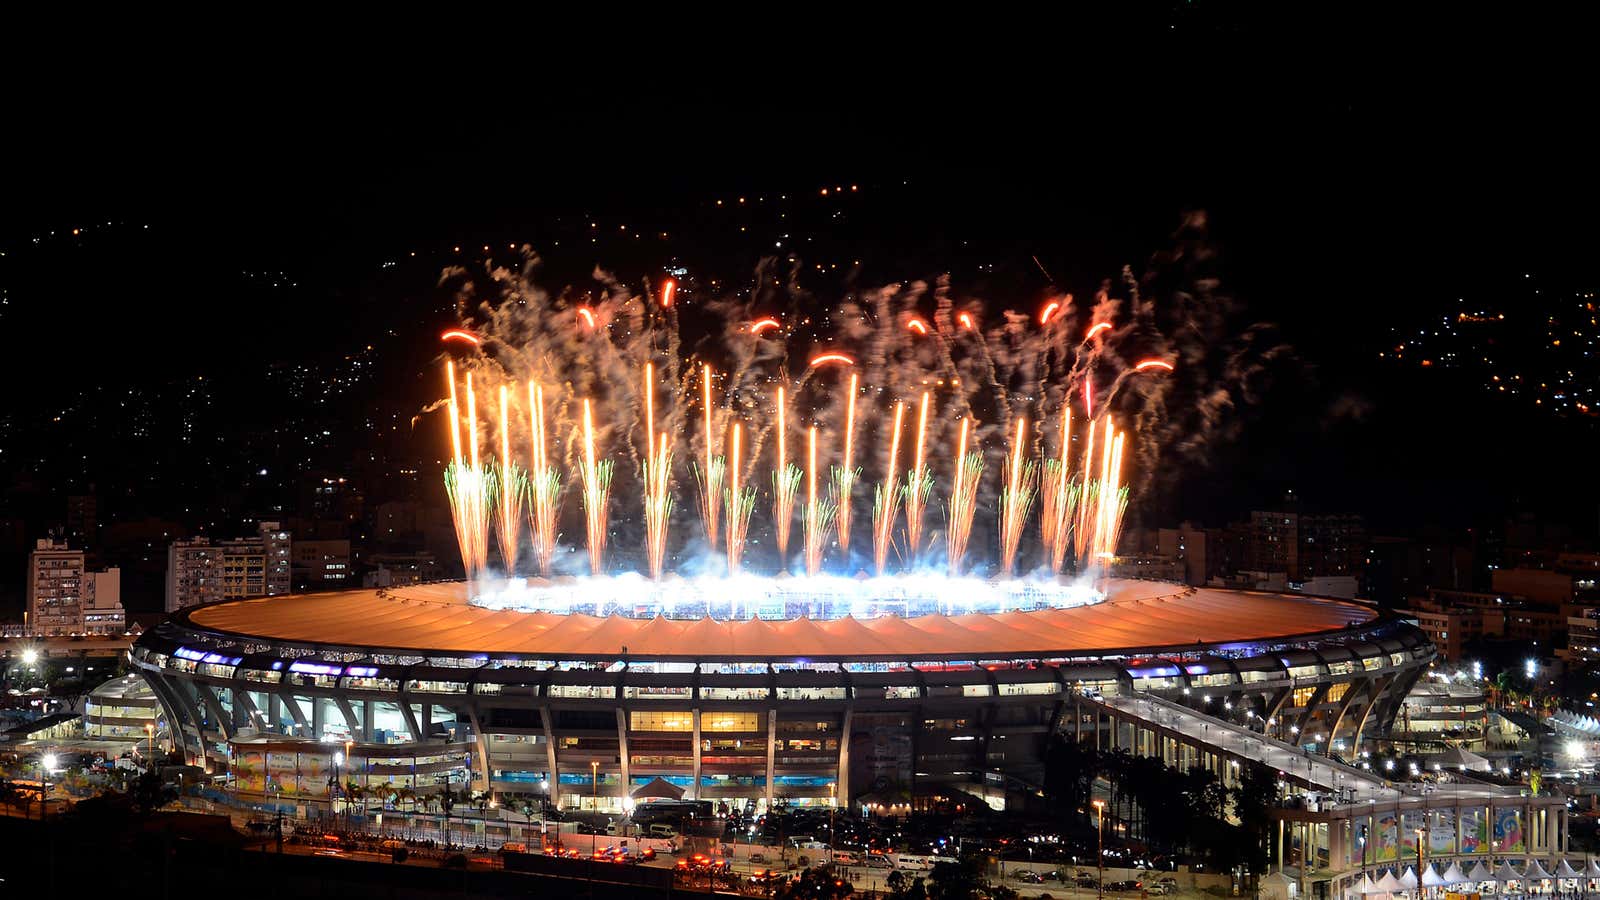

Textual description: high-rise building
[27,538,84,635]
[25,538,125,635]
[83,567,126,634]
[164,522,291,612]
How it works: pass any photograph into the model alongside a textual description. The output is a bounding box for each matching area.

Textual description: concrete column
[362,697,375,741]
[615,708,631,800]
[538,705,558,804]
[311,695,326,739]
[268,694,281,733]
[467,707,493,797]
[765,709,777,814]
[691,707,702,801]
[421,702,432,740]
[838,705,854,805]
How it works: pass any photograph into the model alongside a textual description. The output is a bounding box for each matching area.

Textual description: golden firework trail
[871,401,905,576]
[693,364,725,551]
[831,373,860,557]
[1089,424,1129,574]
[998,415,1038,578]
[1040,405,1077,575]
[496,386,527,573]
[1073,416,1099,565]
[803,425,837,576]
[442,365,494,581]
[771,386,801,565]
[901,391,934,563]
[577,399,614,575]
[526,380,560,577]
[641,363,674,581]
[724,423,757,576]
[944,418,984,576]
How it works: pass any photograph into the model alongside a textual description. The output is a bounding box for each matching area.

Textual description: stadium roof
[182,580,1379,661]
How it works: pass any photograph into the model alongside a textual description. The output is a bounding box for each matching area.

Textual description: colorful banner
[1374,812,1400,861]
[1461,808,1486,854]
[267,751,299,796]
[1429,811,1456,855]
[1400,812,1424,858]
[1493,807,1524,853]
[234,749,267,794]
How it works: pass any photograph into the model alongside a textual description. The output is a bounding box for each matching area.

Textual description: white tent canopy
[1398,868,1419,890]
[1469,861,1496,883]
[1525,859,1552,881]
[1359,873,1379,894]
[1555,860,1583,879]
[1376,870,1404,893]
[1431,744,1492,772]
[1587,859,1600,879]
[1441,862,1468,885]
[1422,864,1446,887]
[1495,861,1524,882]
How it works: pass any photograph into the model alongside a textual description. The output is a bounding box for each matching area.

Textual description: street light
[334,751,345,828]
[344,739,354,828]
[21,647,39,667]
[1093,799,1106,900]
[41,753,58,821]
[145,722,155,769]
[591,760,599,855]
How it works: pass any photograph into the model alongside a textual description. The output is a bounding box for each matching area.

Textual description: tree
[132,769,168,814]
[775,865,854,900]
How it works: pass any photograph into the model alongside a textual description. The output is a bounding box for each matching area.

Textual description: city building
[1405,588,1565,662]
[24,538,126,636]
[165,522,291,612]
[362,551,443,588]
[291,538,351,589]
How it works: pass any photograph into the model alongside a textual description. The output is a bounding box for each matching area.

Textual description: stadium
[129,576,1434,816]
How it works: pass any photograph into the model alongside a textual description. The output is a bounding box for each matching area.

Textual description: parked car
[1146,883,1172,895]
[1107,880,1143,893]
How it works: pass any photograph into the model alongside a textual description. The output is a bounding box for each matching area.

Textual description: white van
[648,824,678,839]
[832,850,862,866]
[890,854,932,871]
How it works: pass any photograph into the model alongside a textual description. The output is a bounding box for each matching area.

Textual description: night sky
[3,47,1597,612]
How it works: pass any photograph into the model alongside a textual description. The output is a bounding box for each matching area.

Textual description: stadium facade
[130,578,1433,814]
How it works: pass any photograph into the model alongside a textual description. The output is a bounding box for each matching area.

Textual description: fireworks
[1088,421,1129,571]
[830,373,860,558]
[578,399,614,575]
[1040,406,1076,575]
[526,380,560,577]
[443,364,494,581]
[496,386,526,572]
[433,261,1196,586]
[771,387,800,566]
[809,352,855,367]
[724,423,756,576]
[803,425,836,576]
[872,401,905,576]
[901,392,934,564]
[944,418,983,576]
[999,415,1038,578]
[641,363,673,581]
[694,364,725,551]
